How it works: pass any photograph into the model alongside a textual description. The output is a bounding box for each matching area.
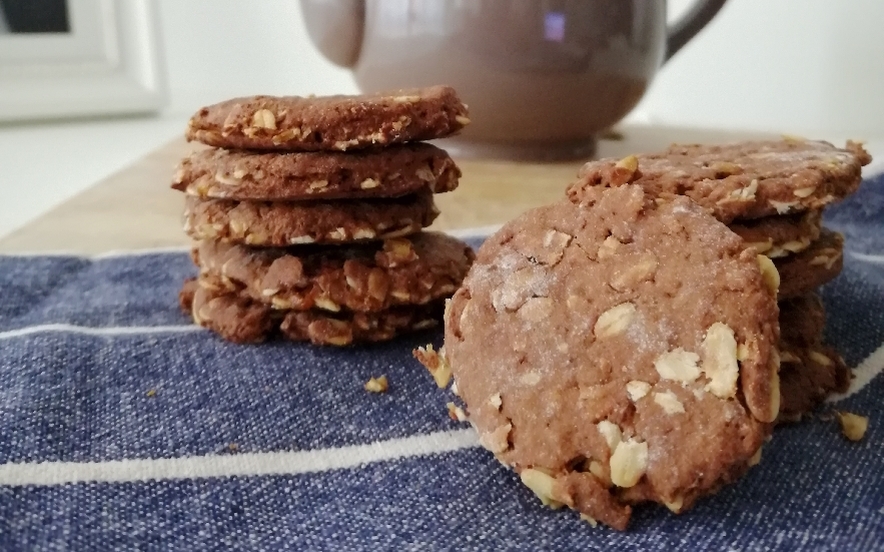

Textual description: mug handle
[665,0,728,61]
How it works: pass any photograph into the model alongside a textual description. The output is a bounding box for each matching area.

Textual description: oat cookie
[172,143,460,201]
[193,232,474,313]
[778,294,826,349]
[188,280,441,345]
[183,190,438,246]
[778,294,851,420]
[185,85,470,151]
[435,185,780,530]
[567,140,871,223]
[729,210,821,258]
[779,346,849,422]
[775,230,844,299]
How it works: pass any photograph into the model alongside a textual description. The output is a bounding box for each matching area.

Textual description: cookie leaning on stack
[172,86,476,345]
[421,185,781,530]
[567,139,872,421]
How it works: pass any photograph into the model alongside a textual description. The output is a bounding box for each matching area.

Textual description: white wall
[156,0,884,139]
[638,0,884,138]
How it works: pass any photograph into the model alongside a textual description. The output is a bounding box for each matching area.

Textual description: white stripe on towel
[0,323,204,340]
[0,428,481,487]
[847,251,884,264]
[827,342,884,403]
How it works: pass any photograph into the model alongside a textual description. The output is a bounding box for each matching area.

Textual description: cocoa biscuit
[778,293,826,348]
[775,229,844,299]
[778,346,850,421]
[729,210,822,258]
[433,185,780,530]
[183,190,439,246]
[566,140,871,223]
[193,232,474,313]
[172,143,460,201]
[776,295,851,420]
[179,277,198,312]
[185,86,470,151]
[189,279,442,345]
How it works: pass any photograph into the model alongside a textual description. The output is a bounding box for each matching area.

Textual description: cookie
[433,185,780,530]
[172,143,460,201]
[185,86,470,151]
[193,232,474,312]
[778,346,850,421]
[729,210,821,258]
[777,294,850,420]
[566,140,871,223]
[183,190,439,246]
[778,294,826,349]
[775,229,844,299]
[189,279,442,345]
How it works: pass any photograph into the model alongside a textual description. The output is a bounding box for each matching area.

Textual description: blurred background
[1,0,883,239]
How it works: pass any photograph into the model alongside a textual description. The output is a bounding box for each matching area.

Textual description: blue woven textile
[1,174,882,551]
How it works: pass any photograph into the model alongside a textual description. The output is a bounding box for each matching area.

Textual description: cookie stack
[172,86,476,345]
[567,139,872,420]
[417,138,871,530]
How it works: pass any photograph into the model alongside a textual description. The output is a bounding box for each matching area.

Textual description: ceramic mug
[301,0,727,160]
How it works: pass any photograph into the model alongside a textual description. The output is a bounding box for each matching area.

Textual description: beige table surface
[0,125,772,254]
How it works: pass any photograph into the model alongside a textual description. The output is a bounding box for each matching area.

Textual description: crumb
[228,443,239,452]
[447,402,468,422]
[365,375,389,393]
[146,389,157,398]
[413,344,451,387]
[836,411,868,441]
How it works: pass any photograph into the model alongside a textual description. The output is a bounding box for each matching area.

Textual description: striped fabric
[1,175,882,550]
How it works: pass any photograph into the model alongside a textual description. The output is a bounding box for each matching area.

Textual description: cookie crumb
[836,411,868,441]
[447,402,468,422]
[146,389,157,398]
[364,375,389,393]
[413,344,452,388]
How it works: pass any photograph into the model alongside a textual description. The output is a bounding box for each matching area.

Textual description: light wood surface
[0,125,771,254]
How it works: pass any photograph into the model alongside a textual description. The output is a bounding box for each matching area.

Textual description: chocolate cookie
[775,229,844,299]
[185,86,470,151]
[193,232,474,312]
[566,140,871,223]
[188,280,441,345]
[777,294,850,420]
[435,185,780,530]
[183,190,439,246]
[779,347,850,421]
[729,210,821,258]
[172,143,460,201]
[778,294,826,349]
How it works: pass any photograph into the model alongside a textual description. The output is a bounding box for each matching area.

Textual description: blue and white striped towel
[1,174,882,551]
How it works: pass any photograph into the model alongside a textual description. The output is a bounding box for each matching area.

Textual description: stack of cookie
[567,138,872,420]
[172,86,476,345]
